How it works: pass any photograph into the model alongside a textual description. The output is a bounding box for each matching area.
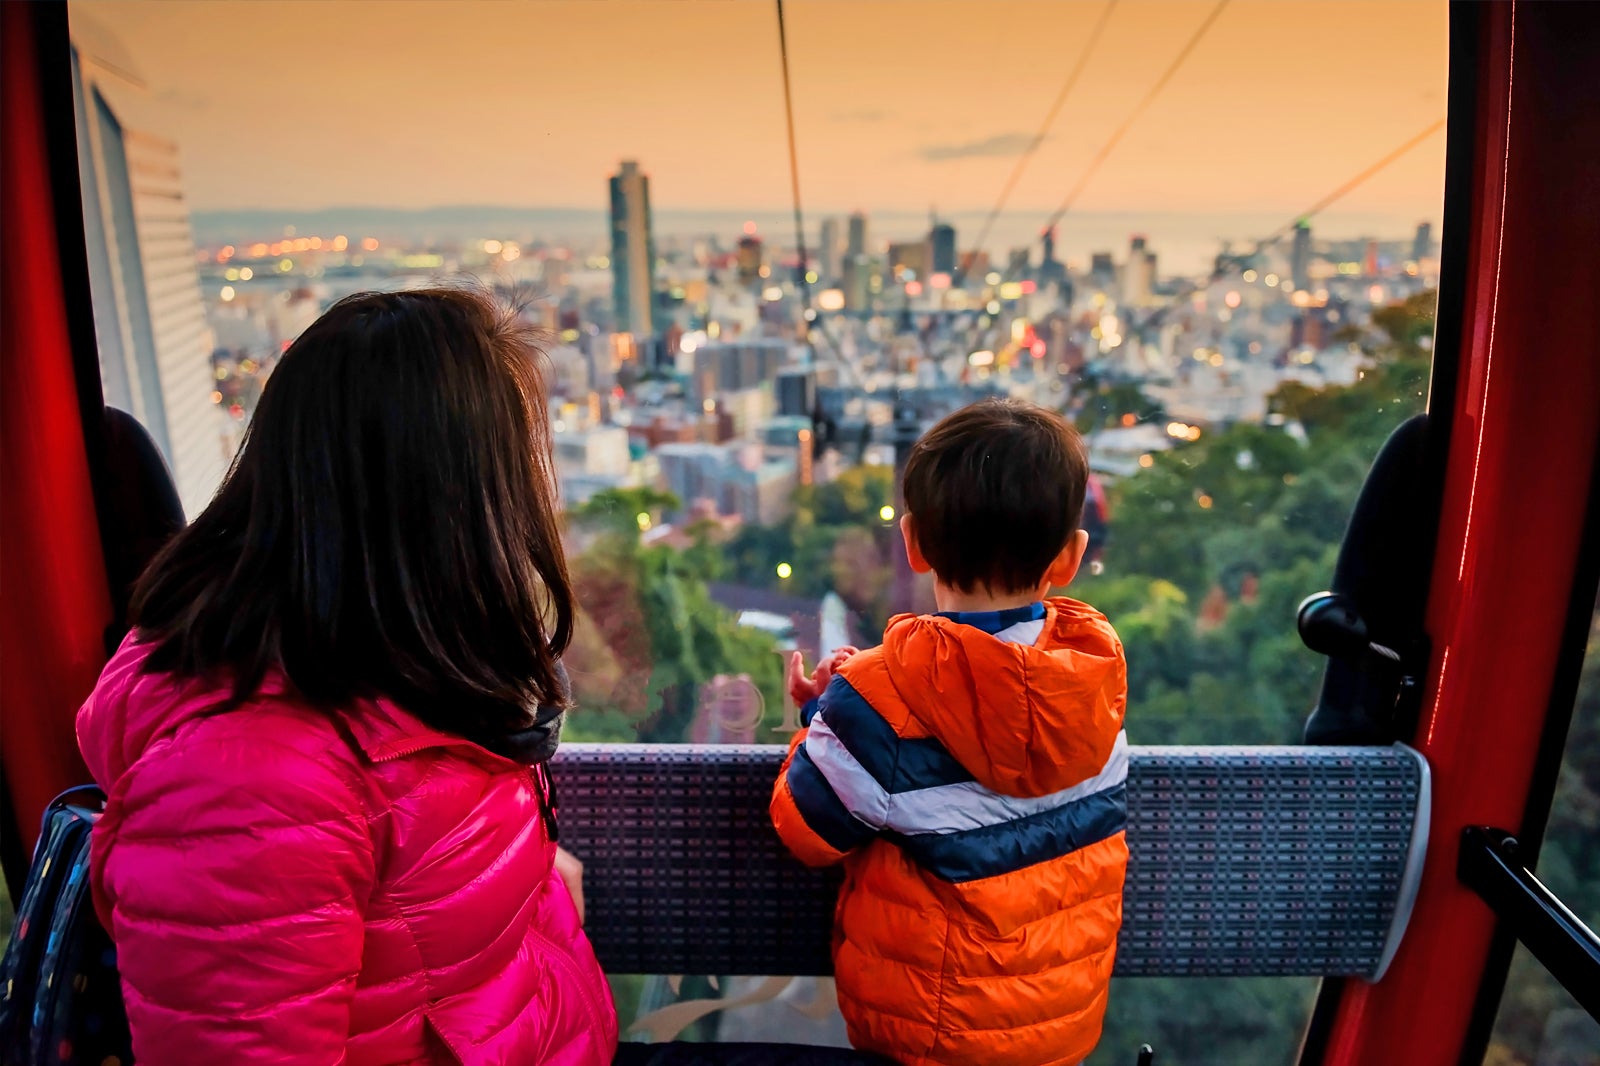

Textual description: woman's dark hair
[132,287,574,743]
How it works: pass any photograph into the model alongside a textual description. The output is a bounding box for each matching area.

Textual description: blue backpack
[0,788,132,1066]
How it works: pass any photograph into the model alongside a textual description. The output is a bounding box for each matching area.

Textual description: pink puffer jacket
[77,635,619,1065]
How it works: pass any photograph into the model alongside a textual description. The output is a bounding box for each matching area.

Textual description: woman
[77,288,619,1064]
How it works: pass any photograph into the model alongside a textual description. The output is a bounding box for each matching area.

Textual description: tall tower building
[929,221,957,276]
[847,211,868,258]
[1290,220,1312,292]
[1039,227,1066,285]
[1412,221,1433,262]
[72,28,225,517]
[608,160,657,335]
[1121,235,1154,306]
[818,217,843,281]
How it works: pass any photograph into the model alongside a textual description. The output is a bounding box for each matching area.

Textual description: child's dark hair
[901,398,1090,594]
[132,286,573,745]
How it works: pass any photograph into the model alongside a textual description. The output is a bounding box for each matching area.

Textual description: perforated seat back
[553,744,1428,979]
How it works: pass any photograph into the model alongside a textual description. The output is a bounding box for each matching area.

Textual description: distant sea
[191,205,1440,278]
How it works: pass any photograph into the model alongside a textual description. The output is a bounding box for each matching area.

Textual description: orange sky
[73,0,1447,221]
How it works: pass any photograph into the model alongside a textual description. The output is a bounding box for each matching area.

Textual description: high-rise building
[1039,227,1067,286]
[887,241,930,282]
[1291,220,1312,292]
[72,29,225,517]
[1412,221,1433,262]
[841,255,871,311]
[736,235,766,285]
[929,222,957,276]
[609,160,657,334]
[1089,252,1116,284]
[818,217,843,281]
[1121,235,1155,307]
[847,212,868,258]
[1008,247,1033,278]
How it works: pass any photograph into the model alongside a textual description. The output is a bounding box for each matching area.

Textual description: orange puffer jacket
[771,599,1128,1066]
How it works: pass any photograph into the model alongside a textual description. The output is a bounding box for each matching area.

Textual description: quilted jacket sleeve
[769,681,877,867]
[97,729,375,1064]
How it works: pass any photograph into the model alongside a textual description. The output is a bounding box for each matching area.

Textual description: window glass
[68,1,1446,1059]
[1486,605,1600,1066]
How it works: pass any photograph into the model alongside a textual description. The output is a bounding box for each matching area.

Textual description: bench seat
[553,744,1429,981]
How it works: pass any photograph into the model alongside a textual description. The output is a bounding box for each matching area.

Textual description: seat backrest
[553,743,1429,980]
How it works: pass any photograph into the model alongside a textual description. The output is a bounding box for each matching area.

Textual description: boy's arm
[770,678,878,866]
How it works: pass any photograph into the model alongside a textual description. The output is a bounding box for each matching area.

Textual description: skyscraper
[736,235,765,285]
[1412,221,1433,262]
[847,211,868,258]
[1121,235,1154,306]
[1039,227,1067,286]
[929,222,957,276]
[841,255,870,311]
[72,28,224,517]
[819,217,843,282]
[609,160,657,335]
[1291,220,1312,291]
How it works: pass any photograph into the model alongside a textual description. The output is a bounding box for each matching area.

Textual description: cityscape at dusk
[62,3,1593,1063]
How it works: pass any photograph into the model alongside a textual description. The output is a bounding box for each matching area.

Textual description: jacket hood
[878,596,1127,797]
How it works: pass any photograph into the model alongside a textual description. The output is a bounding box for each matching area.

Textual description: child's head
[901,398,1091,600]
[133,287,573,738]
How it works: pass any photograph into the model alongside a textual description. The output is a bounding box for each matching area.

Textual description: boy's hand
[787,646,860,707]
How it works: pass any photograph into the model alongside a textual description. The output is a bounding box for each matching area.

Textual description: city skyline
[72,1,1446,224]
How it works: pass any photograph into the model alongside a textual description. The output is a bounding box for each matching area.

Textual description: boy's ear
[1044,529,1091,590]
[900,515,933,574]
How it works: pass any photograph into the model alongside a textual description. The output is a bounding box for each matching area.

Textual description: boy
[771,399,1129,1066]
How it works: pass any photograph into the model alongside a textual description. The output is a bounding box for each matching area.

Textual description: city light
[762,286,784,302]
[209,391,223,404]
[879,504,896,522]
[817,289,845,311]
[220,286,235,301]
[332,235,349,252]
[985,272,1002,285]
[743,221,758,236]
[969,350,995,367]
[1243,269,1258,282]
[905,281,923,297]
[360,237,380,252]
[1369,284,1386,302]
[1264,273,1280,286]
[998,282,1023,300]
[776,562,793,580]
[805,270,819,284]
[484,239,503,254]
[1139,454,1155,468]
[986,301,1001,315]
[1224,291,1241,308]
[278,258,293,272]
[1197,494,1214,509]
[636,512,652,531]
[238,267,253,281]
